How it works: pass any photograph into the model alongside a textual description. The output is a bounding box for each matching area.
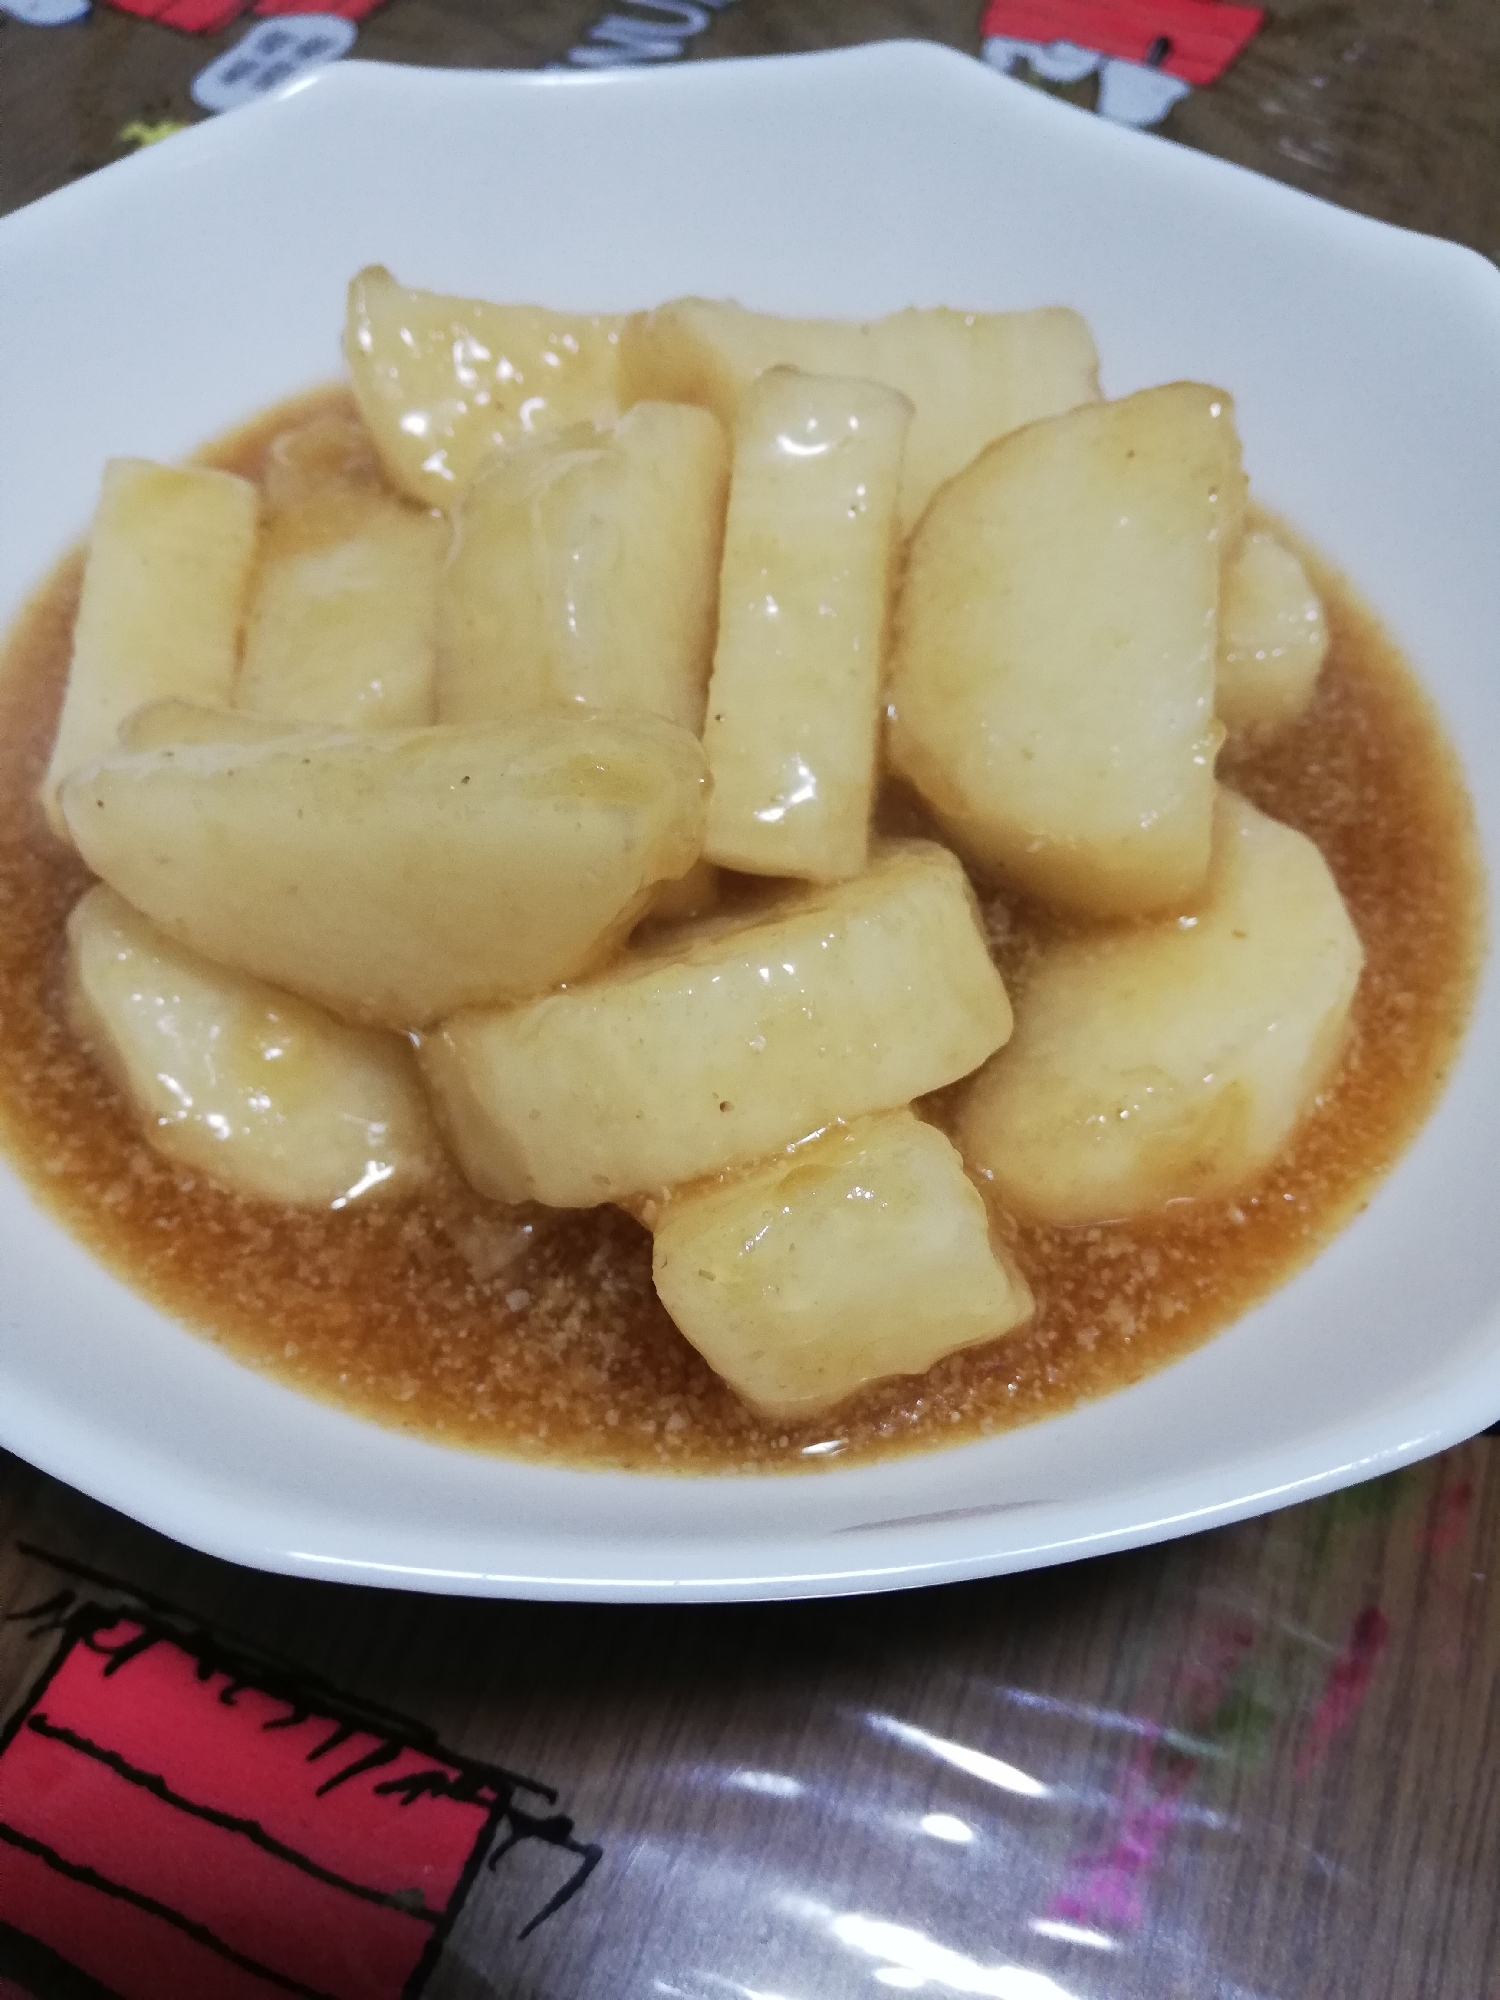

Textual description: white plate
[1,44,1498,1603]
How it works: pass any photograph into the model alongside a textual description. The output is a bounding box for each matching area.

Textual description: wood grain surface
[1,4,1497,1996]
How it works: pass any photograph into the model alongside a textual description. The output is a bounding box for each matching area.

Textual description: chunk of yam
[888,383,1246,917]
[640,858,721,929]
[619,295,1100,531]
[1217,527,1329,731]
[261,408,385,513]
[61,713,709,1030]
[437,402,728,732]
[702,367,911,883]
[419,838,1012,1206]
[957,790,1363,1223]
[345,266,621,508]
[238,484,446,729]
[118,701,301,753]
[42,460,259,838]
[67,885,441,1205]
[652,1110,1033,1420]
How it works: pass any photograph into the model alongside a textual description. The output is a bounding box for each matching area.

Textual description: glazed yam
[619,296,1101,531]
[642,858,721,929]
[61,713,709,1030]
[957,790,1364,1224]
[438,401,729,733]
[888,383,1246,917]
[118,700,300,753]
[239,405,447,725]
[238,489,446,729]
[418,838,1012,1206]
[67,885,440,1206]
[261,409,386,512]
[652,1110,1033,1421]
[702,368,910,883]
[42,459,259,838]
[345,266,622,509]
[1217,528,1329,731]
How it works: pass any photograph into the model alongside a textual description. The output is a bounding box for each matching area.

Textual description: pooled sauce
[0,389,1483,1473]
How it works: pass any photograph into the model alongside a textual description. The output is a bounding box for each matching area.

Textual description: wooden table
[1,6,1497,1996]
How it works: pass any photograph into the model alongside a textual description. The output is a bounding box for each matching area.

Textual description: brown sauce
[0,388,1483,1473]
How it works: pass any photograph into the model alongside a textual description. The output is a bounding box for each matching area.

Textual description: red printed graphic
[0,1583,599,2000]
[981,0,1263,128]
[982,0,1261,86]
[101,0,379,29]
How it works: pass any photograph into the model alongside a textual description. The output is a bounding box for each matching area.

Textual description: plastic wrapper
[0,1438,1495,1996]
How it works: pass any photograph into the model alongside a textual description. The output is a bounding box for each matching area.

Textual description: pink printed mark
[1179,1619,1256,1720]
[0,1617,493,2000]
[1049,1739,1195,1931]
[1293,1605,1390,1780]
[1048,1619,1256,1934]
[1420,1477,1474,1557]
[1418,1472,1479,1673]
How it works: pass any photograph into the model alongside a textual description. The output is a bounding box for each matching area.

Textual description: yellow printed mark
[118,119,188,150]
